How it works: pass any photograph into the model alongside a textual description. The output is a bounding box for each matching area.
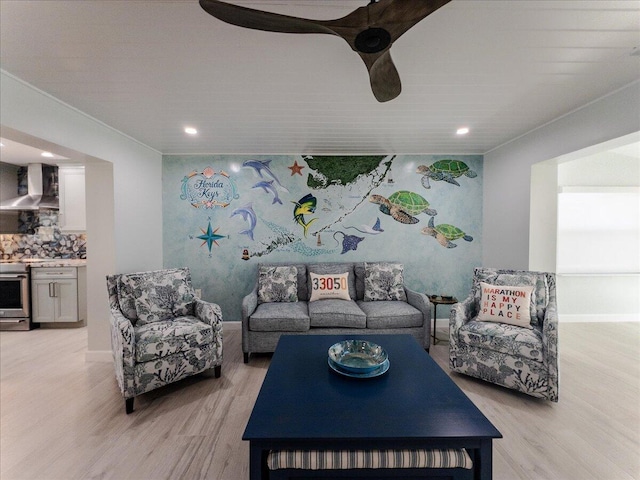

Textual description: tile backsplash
[0,228,86,260]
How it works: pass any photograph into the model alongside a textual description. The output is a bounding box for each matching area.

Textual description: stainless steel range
[0,262,35,331]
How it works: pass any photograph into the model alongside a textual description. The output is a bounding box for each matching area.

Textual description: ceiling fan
[199,0,452,102]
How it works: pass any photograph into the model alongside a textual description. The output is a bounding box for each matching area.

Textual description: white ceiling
[0,0,639,156]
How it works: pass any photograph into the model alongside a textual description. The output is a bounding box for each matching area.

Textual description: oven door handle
[0,273,29,279]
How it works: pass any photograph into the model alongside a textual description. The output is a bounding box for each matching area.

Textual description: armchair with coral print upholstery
[106,268,223,413]
[449,268,558,402]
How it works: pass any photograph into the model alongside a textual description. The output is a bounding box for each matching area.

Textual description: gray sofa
[241,262,432,363]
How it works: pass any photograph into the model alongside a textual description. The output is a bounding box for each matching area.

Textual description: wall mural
[163,155,483,321]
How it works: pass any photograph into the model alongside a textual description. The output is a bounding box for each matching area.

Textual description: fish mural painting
[292,193,318,237]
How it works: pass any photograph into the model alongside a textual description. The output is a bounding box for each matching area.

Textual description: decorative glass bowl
[328,340,388,374]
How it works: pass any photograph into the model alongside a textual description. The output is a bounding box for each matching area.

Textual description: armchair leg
[244,352,249,364]
[214,365,222,378]
[125,397,134,414]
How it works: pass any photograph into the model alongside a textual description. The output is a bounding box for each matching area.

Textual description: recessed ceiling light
[185,127,198,135]
[41,151,54,158]
[456,127,470,135]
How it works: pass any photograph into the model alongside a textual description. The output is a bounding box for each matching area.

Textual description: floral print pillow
[258,266,298,303]
[363,262,407,302]
[132,268,196,325]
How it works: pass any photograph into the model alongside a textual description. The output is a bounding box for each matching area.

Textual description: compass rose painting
[195,222,227,253]
[181,166,239,209]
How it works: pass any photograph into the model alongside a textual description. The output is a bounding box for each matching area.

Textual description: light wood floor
[1,322,639,480]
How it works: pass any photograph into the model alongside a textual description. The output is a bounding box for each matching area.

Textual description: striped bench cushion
[267,449,473,471]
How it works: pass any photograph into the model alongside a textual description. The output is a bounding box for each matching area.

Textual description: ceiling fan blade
[359,50,402,103]
[199,0,333,35]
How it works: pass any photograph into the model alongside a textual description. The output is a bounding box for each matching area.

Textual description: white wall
[483,81,640,269]
[0,70,163,355]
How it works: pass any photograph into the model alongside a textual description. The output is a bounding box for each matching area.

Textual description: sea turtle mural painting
[421,216,473,248]
[416,160,477,189]
[369,190,437,224]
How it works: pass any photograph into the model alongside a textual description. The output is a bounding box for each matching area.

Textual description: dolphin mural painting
[230,203,257,241]
[252,180,283,205]
[292,193,318,237]
[242,159,288,191]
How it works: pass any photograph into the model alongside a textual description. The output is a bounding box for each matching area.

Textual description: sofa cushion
[258,265,298,304]
[307,263,356,300]
[477,282,534,328]
[363,262,407,302]
[459,320,544,362]
[357,300,423,329]
[309,272,351,302]
[250,301,310,332]
[308,299,366,328]
[134,316,212,363]
[130,268,196,325]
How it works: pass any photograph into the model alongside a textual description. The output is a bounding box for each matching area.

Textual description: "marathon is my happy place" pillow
[477,282,534,328]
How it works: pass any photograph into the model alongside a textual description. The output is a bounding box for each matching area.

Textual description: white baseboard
[85,350,112,363]
[559,314,639,323]
[223,320,241,330]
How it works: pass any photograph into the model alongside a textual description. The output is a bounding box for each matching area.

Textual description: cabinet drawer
[31,267,77,279]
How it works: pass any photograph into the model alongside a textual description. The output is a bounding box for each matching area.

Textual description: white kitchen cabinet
[58,165,86,232]
[31,267,85,323]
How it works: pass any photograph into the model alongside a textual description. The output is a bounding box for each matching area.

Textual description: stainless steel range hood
[0,164,59,211]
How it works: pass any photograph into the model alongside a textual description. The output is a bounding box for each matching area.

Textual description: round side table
[428,295,458,345]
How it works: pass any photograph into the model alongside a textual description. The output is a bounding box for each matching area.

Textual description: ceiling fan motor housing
[355,28,391,53]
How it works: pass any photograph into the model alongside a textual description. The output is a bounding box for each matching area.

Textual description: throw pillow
[258,265,298,303]
[363,262,407,302]
[133,268,196,325]
[477,282,534,328]
[309,272,351,302]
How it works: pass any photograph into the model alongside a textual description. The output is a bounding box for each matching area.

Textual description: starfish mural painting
[288,160,304,176]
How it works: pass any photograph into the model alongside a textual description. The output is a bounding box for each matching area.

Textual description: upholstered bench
[267,448,473,479]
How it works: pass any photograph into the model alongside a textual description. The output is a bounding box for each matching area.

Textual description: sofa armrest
[194,298,223,332]
[541,284,559,370]
[108,308,136,398]
[108,308,135,368]
[241,284,259,353]
[405,287,431,348]
[449,295,476,337]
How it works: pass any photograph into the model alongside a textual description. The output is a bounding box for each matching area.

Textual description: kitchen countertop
[19,259,87,268]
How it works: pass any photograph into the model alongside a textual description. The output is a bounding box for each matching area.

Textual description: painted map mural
[163,155,483,320]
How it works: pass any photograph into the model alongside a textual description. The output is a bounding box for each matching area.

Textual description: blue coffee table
[243,334,501,479]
